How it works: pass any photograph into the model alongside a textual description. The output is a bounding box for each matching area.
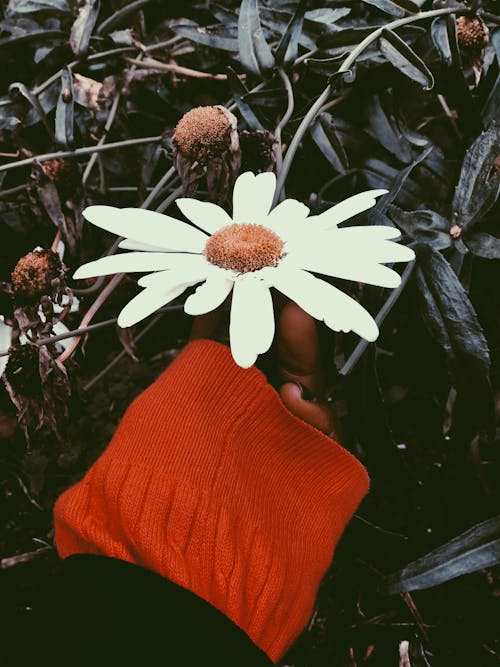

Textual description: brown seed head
[173,106,237,162]
[456,16,489,49]
[11,249,63,304]
[205,223,284,274]
[42,158,80,201]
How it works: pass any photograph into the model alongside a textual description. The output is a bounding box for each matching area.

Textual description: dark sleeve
[6,554,274,667]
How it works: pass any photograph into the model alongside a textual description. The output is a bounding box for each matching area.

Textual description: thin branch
[125,56,244,81]
[0,136,162,174]
[141,165,176,208]
[156,184,183,213]
[1,546,53,570]
[82,91,122,185]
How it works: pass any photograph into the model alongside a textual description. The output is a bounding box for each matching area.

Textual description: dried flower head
[173,105,241,204]
[456,16,489,50]
[42,158,81,202]
[11,249,64,304]
[5,344,41,398]
[240,130,278,174]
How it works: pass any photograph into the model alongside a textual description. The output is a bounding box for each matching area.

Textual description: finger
[189,304,225,341]
[277,301,325,396]
[279,382,341,438]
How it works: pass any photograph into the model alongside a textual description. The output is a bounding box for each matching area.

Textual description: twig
[82,92,122,185]
[0,183,28,198]
[1,546,53,569]
[156,184,183,213]
[57,273,124,363]
[141,165,176,208]
[339,261,415,378]
[125,56,244,81]
[0,136,162,174]
[83,312,163,390]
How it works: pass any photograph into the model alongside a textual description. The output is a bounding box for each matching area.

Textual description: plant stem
[273,6,465,204]
[339,261,415,378]
[275,68,295,200]
[141,165,176,208]
[82,91,122,185]
[0,136,162,174]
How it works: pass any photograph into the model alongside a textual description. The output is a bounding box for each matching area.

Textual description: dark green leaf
[171,23,239,52]
[388,207,452,250]
[466,232,500,259]
[310,112,349,173]
[381,515,500,594]
[414,245,493,431]
[274,0,306,67]
[304,54,346,75]
[452,123,500,233]
[6,0,69,15]
[431,16,452,65]
[238,0,275,75]
[225,67,264,130]
[361,0,419,18]
[379,28,434,89]
[243,88,288,107]
[365,93,413,163]
[55,67,74,147]
[69,0,99,57]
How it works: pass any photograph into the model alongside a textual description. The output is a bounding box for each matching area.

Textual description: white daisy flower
[74,171,415,368]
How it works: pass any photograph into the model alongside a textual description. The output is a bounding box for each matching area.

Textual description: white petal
[265,267,379,342]
[56,240,65,260]
[138,265,209,288]
[289,227,415,288]
[52,321,72,350]
[0,319,12,376]
[176,198,232,234]
[74,252,207,280]
[264,199,310,241]
[229,276,275,368]
[307,190,388,230]
[119,239,168,252]
[83,206,208,252]
[117,272,205,327]
[184,273,234,316]
[232,172,276,225]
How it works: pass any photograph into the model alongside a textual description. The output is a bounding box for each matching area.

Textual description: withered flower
[173,105,241,204]
[11,249,65,305]
[456,16,489,50]
[5,344,42,399]
[240,129,278,174]
[41,158,81,203]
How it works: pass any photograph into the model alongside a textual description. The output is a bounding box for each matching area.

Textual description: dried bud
[456,16,489,50]
[11,249,64,305]
[240,129,278,174]
[5,345,41,398]
[173,105,241,204]
[42,158,81,202]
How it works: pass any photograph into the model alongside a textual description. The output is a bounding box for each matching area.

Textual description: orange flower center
[204,223,284,274]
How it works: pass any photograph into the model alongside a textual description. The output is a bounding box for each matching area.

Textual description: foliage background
[0,0,499,665]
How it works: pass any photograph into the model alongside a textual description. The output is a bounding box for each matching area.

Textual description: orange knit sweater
[54,340,369,662]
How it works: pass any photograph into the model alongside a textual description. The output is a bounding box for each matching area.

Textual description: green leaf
[388,207,452,250]
[54,67,74,148]
[238,0,275,75]
[225,67,264,130]
[465,232,500,259]
[431,16,452,65]
[379,28,434,90]
[69,0,99,57]
[171,23,239,52]
[381,515,500,594]
[6,0,69,15]
[414,245,493,431]
[274,0,306,67]
[365,93,413,163]
[310,112,349,174]
[452,123,500,233]
[361,0,421,18]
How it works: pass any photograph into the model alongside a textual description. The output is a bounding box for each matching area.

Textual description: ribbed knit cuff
[54,339,369,662]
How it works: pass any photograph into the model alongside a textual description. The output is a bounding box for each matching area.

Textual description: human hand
[190,299,342,441]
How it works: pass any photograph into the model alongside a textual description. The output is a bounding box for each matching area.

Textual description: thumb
[279,382,339,438]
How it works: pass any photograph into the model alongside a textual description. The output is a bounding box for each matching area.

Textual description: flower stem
[275,68,295,201]
[273,6,465,204]
[339,261,415,378]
